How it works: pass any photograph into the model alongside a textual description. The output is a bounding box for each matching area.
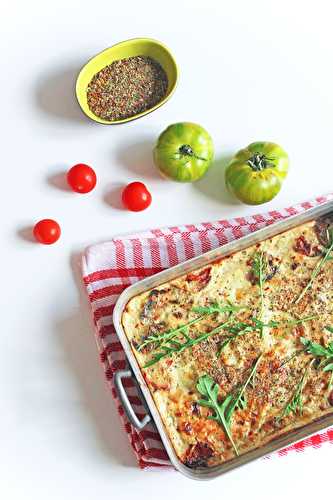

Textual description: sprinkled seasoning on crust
[122,218,333,468]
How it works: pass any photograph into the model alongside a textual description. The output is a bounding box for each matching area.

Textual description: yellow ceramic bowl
[76,38,178,124]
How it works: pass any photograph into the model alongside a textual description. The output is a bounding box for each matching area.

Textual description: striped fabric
[82,195,333,469]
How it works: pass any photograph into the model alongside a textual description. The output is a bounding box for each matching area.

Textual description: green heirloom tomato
[225,142,289,205]
[153,122,214,182]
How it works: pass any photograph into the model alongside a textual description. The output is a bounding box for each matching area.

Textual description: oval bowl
[76,38,178,124]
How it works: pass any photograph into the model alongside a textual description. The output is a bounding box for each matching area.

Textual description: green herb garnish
[138,316,204,352]
[251,251,267,308]
[217,315,317,356]
[300,335,333,387]
[251,251,269,336]
[140,299,315,365]
[280,361,312,419]
[196,355,262,455]
[217,324,255,356]
[295,228,333,304]
[192,303,244,315]
[143,318,234,368]
[137,303,241,352]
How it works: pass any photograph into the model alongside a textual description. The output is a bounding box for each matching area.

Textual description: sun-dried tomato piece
[186,267,212,290]
[180,422,193,435]
[184,442,214,468]
[294,235,321,257]
[191,401,201,416]
[247,253,279,285]
[293,324,305,338]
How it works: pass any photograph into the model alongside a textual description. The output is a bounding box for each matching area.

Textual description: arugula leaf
[251,252,266,310]
[323,363,333,387]
[300,337,333,388]
[141,303,315,367]
[137,316,204,352]
[217,325,255,356]
[295,228,333,304]
[250,251,270,337]
[196,356,262,455]
[286,315,318,326]
[300,337,333,357]
[143,318,234,368]
[217,315,316,357]
[224,355,262,422]
[138,302,240,352]
[280,362,311,419]
[196,375,238,455]
[192,303,244,315]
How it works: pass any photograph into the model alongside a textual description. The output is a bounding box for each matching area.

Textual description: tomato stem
[247,153,274,171]
[179,144,194,156]
[178,144,207,161]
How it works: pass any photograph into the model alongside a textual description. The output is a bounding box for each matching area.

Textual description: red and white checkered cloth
[82,195,333,469]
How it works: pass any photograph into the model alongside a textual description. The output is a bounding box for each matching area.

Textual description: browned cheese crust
[122,217,333,467]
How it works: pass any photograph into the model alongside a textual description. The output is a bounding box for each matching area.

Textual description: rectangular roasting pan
[113,199,333,480]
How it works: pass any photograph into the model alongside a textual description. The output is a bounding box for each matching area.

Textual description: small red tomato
[33,219,61,245]
[67,163,97,193]
[122,182,152,212]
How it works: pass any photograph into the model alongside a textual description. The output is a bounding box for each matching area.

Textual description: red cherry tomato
[121,182,152,212]
[67,164,97,193]
[33,219,61,245]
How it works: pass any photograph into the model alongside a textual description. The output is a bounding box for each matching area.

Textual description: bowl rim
[75,37,179,125]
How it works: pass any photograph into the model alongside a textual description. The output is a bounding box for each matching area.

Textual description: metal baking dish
[113,199,333,480]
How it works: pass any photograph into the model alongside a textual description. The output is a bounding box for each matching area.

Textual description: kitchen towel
[82,194,333,469]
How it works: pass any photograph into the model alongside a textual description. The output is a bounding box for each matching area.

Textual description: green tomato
[153,122,214,182]
[225,142,289,205]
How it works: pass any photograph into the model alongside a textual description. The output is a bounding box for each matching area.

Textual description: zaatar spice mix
[87,55,168,121]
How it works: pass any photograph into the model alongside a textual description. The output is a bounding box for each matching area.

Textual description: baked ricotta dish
[122,216,333,467]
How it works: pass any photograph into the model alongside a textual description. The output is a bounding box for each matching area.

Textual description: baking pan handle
[114,369,151,430]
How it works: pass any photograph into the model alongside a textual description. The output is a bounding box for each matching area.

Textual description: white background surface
[2,0,333,498]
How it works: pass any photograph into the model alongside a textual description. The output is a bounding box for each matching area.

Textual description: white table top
[2,1,333,498]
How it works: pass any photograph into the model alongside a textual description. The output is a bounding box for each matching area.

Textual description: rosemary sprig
[280,362,312,419]
[137,303,241,352]
[196,355,262,455]
[143,318,233,368]
[295,228,333,304]
[300,335,333,387]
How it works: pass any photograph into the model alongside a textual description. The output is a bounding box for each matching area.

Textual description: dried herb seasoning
[87,55,168,121]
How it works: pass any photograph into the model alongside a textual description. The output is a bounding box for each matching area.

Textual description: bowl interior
[76,38,178,124]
